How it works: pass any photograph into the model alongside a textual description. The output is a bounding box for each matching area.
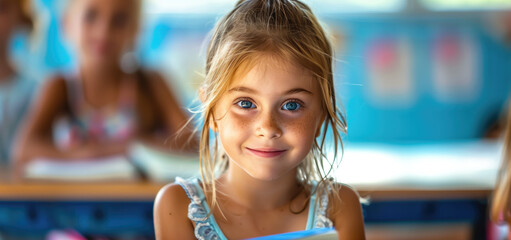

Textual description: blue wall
[329,15,511,142]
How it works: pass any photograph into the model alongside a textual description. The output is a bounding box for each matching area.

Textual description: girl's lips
[246,147,287,158]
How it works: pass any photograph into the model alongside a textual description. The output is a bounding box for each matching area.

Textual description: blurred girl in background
[491,100,511,237]
[0,0,36,166]
[15,0,197,172]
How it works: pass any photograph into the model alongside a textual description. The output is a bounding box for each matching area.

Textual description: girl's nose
[255,110,283,139]
[92,19,111,39]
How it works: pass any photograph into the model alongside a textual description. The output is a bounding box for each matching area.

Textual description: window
[144,0,405,14]
[421,0,511,11]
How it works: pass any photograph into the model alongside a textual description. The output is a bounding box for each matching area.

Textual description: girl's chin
[246,170,294,182]
[83,57,120,68]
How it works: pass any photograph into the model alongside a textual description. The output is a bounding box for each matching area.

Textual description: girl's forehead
[227,56,320,96]
[232,55,313,85]
[234,54,295,77]
[72,0,139,14]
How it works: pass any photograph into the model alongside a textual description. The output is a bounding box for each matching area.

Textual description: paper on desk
[129,143,199,182]
[24,155,138,181]
[335,140,502,189]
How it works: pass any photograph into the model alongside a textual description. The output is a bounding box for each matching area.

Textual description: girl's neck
[79,64,125,108]
[80,63,124,87]
[0,43,16,82]
[219,164,301,211]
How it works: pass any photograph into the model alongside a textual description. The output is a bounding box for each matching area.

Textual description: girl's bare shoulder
[156,183,190,205]
[153,183,195,240]
[24,74,70,123]
[154,183,191,216]
[40,74,68,95]
[328,183,366,240]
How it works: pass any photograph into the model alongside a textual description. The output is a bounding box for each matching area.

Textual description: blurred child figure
[154,0,365,239]
[0,0,36,166]
[15,0,197,169]
[491,100,511,237]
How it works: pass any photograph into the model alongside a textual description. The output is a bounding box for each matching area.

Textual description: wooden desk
[0,167,165,201]
[0,180,493,201]
[0,181,165,201]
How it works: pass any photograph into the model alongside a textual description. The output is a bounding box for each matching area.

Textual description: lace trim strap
[310,182,334,229]
[175,177,227,240]
[314,187,333,228]
[175,177,203,206]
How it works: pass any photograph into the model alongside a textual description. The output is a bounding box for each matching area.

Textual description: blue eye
[237,100,255,109]
[282,102,300,111]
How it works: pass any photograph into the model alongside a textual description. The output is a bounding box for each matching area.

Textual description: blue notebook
[247,228,337,240]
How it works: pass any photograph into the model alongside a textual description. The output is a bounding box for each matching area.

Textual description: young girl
[490,101,511,233]
[154,0,366,239]
[14,0,196,170]
[0,0,35,165]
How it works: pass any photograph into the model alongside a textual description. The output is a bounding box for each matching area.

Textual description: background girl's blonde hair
[198,0,347,211]
[491,101,511,224]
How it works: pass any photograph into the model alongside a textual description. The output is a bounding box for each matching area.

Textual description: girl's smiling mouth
[246,147,287,158]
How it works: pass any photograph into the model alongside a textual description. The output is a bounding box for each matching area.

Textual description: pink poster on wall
[366,36,414,107]
[432,32,479,102]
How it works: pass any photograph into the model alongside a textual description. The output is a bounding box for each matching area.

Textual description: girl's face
[213,55,324,181]
[0,0,21,46]
[66,0,138,68]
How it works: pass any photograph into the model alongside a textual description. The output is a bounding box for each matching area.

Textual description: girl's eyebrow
[228,87,313,95]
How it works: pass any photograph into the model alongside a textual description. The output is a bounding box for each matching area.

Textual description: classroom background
[1,0,511,239]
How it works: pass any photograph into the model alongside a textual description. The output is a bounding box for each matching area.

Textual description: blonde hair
[491,101,511,225]
[198,0,347,212]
